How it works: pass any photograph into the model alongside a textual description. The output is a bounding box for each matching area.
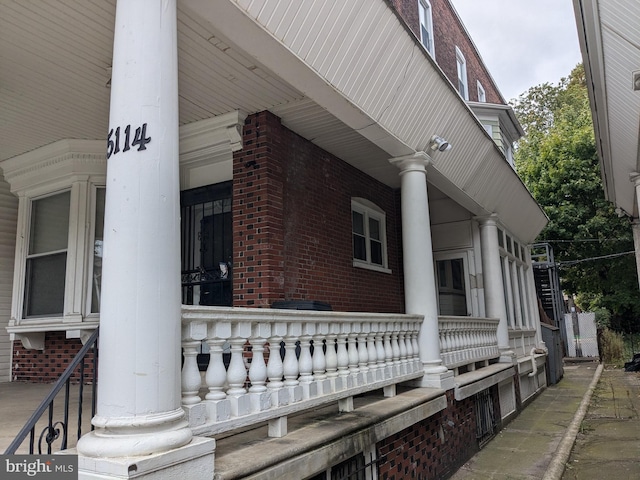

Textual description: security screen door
[180,182,232,307]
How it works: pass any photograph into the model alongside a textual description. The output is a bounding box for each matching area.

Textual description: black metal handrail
[4,328,99,454]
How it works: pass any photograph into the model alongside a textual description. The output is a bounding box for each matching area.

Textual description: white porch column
[476,215,512,359]
[632,221,640,290]
[77,1,213,475]
[390,152,452,389]
[631,173,640,290]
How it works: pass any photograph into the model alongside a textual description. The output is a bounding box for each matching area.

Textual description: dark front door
[180,182,233,306]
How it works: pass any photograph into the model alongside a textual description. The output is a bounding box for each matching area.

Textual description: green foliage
[513,64,640,332]
[599,328,625,364]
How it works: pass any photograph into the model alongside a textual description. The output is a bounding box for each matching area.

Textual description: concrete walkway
[451,361,640,480]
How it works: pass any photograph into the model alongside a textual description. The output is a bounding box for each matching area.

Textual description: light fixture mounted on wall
[429,135,452,152]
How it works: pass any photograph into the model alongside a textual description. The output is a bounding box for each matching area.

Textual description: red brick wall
[377,387,501,479]
[234,112,405,313]
[11,332,96,383]
[233,111,286,307]
[390,0,504,104]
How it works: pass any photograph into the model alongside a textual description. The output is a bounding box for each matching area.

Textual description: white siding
[0,174,18,382]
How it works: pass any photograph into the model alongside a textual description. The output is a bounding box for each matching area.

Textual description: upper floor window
[456,46,468,100]
[418,0,435,57]
[477,81,486,102]
[352,198,390,273]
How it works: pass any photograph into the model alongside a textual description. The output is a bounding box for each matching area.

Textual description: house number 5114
[107,123,152,159]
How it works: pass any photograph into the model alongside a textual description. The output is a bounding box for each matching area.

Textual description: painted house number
[107,123,152,159]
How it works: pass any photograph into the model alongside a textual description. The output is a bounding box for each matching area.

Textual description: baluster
[283,335,300,387]
[383,327,393,375]
[391,326,401,371]
[375,330,386,369]
[266,335,284,391]
[181,339,202,406]
[205,338,227,400]
[298,331,314,386]
[336,329,350,378]
[312,322,328,387]
[348,324,360,375]
[227,336,248,396]
[398,326,408,374]
[325,330,339,379]
[248,333,268,394]
[365,324,377,372]
[411,321,421,369]
[403,322,413,372]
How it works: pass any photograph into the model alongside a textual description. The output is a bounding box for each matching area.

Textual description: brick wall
[390,0,504,104]
[377,387,501,479]
[234,112,405,313]
[11,332,96,383]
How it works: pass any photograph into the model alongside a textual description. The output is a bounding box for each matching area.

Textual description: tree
[513,64,640,332]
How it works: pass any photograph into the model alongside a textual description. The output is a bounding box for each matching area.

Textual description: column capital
[474,213,499,227]
[389,151,431,175]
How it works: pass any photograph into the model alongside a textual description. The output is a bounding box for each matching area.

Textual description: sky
[450,0,583,102]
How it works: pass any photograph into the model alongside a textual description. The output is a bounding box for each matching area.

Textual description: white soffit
[575,0,640,216]
[187,0,547,240]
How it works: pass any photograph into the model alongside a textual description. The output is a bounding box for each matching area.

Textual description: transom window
[351,198,390,273]
[456,46,468,100]
[418,0,435,57]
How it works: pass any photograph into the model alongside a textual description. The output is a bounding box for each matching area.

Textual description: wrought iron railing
[4,328,99,454]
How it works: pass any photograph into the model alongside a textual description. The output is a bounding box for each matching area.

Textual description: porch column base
[499,347,517,364]
[407,367,455,390]
[76,436,215,480]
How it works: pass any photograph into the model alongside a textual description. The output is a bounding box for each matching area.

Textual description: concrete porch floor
[0,381,94,454]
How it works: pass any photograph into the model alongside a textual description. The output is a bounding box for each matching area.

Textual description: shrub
[598,327,624,364]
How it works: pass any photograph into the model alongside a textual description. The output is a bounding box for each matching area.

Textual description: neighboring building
[0,0,548,478]
[573,0,640,288]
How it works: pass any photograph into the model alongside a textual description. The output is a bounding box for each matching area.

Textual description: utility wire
[539,238,630,243]
[557,250,635,267]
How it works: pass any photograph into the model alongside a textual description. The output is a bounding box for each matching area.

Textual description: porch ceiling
[574,0,640,218]
[0,0,547,242]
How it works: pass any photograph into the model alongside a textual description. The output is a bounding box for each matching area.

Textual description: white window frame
[85,185,106,316]
[498,231,534,330]
[418,0,435,57]
[22,189,71,319]
[477,81,486,102]
[351,198,391,274]
[456,46,469,100]
[0,140,107,347]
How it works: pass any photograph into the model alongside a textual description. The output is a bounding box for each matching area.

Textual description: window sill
[352,260,392,275]
[8,317,99,350]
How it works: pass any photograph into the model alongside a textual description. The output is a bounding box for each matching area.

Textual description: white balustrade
[181,306,424,438]
[438,316,500,369]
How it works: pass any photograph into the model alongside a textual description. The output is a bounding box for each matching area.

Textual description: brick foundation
[377,387,502,479]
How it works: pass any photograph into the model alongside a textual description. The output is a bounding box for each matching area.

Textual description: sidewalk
[561,366,640,479]
[451,361,602,480]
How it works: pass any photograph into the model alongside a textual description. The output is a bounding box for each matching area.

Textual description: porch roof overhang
[0,0,547,243]
[573,0,640,218]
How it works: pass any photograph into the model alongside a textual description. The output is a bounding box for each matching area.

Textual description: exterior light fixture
[633,71,640,91]
[429,135,452,152]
